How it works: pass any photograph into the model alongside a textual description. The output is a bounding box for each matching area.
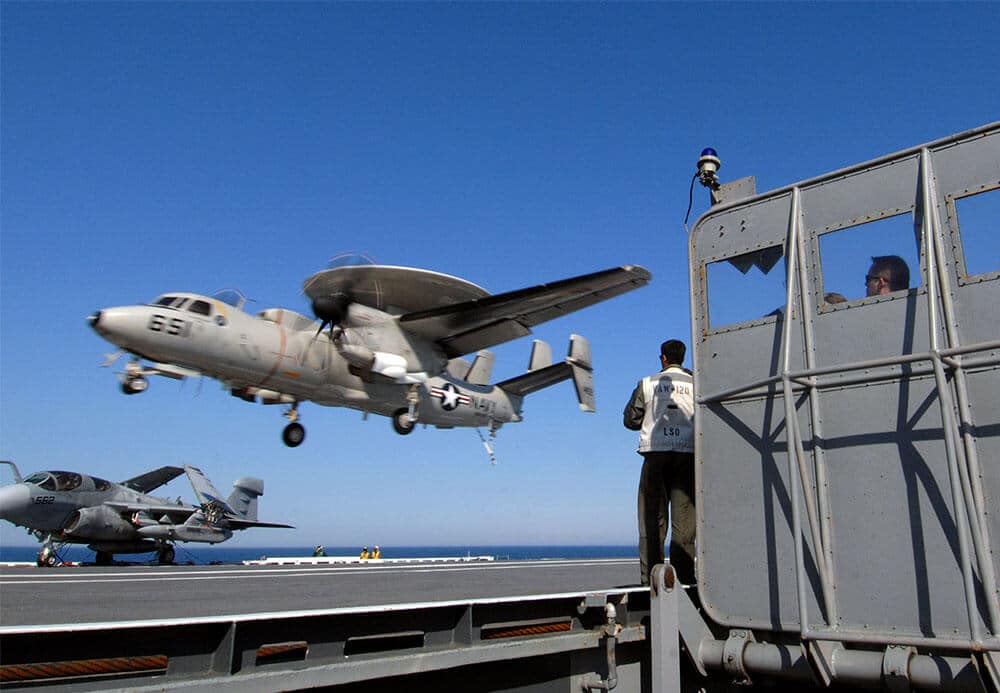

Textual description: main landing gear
[392,409,415,435]
[157,545,175,565]
[282,403,306,447]
[391,385,420,435]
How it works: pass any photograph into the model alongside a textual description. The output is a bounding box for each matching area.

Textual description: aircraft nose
[0,484,31,522]
[88,311,102,330]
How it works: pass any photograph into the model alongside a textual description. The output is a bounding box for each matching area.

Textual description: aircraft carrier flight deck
[0,557,640,628]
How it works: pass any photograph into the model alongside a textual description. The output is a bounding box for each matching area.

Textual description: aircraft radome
[88,258,651,449]
[0,460,292,566]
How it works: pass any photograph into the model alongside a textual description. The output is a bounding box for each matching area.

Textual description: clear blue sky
[2,2,997,549]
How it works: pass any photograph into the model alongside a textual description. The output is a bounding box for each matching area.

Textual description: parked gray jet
[88,259,651,447]
[0,461,292,566]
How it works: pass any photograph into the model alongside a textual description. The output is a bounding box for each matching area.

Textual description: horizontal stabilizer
[496,361,573,398]
[496,335,596,411]
[227,518,295,530]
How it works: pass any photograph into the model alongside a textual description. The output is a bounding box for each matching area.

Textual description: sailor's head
[660,339,686,367]
[866,255,910,296]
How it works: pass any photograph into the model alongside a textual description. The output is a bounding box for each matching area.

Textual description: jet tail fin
[226,477,264,521]
[495,335,595,412]
[465,350,495,385]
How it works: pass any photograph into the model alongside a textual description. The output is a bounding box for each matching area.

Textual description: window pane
[189,300,211,316]
[707,246,787,328]
[819,213,920,302]
[955,189,1000,279]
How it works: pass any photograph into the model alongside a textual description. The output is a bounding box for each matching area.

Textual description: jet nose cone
[88,311,102,330]
[0,484,31,522]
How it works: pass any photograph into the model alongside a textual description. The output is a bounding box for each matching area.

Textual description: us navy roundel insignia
[430,383,471,411]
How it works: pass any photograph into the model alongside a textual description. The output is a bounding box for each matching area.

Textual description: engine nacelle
[63,506,135,541]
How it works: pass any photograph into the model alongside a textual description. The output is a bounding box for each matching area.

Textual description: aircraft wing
[183,465,233,513]
[398,265,651,357]
[104,501,196,521]
[120,466,186,493]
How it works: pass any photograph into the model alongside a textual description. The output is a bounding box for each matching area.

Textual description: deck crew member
[866,255,910,296]
[624,339,696,586]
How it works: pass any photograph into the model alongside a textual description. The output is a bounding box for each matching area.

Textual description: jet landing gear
[392,409,415,435]
[282,404,306,447]
[120,360,148,395]
[121,376,148,395]
[391,386,420,435]
[37,544,59,567]
[157,545,175,565]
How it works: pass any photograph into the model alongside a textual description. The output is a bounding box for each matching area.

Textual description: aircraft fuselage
[90,294,521,429]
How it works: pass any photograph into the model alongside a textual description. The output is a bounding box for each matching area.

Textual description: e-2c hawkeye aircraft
[88,260,651,448]
[0,460,292,566]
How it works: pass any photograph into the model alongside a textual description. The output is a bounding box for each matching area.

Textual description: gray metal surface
[0,560,648,692]
[688,123,1000,651]
[0,558,638,628]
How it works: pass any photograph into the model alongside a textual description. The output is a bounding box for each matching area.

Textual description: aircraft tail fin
[495,335,595,412]
[527,340,552,371]
[465,350,495,384]
[446,350,495,385]
[226,477,264,521]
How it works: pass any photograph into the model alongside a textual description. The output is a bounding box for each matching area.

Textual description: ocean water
[0,544,635,565]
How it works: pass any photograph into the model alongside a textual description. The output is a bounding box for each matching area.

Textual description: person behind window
[623,339,696,587]
[866,255,910,296]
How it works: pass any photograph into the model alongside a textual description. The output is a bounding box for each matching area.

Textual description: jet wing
[105,501,196,521]
[398,265,651,357]
[121,466,185,493]
[184,465,233,513]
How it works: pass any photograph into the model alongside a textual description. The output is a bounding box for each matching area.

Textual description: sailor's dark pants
[638,451,695,586]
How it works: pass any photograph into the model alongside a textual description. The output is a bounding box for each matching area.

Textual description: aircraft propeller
[311,290,352,340]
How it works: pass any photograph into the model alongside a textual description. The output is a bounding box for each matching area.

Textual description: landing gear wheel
[158,546,175,565]
[37,550,57,567]
[392,409,415,435]
[121,377,148,395]
[95,551,113,566]
[282,422,306,447]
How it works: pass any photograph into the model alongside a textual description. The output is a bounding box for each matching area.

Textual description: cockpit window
[188,300,212,316]
[24,472,56,491]
[153,295,189,309]
[92,477,112,491]
[52,472,83,492]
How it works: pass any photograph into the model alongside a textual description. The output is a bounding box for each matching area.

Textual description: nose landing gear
[120,359,149,395]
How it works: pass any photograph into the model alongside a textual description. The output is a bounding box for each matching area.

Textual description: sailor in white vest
[623,339,695,586]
